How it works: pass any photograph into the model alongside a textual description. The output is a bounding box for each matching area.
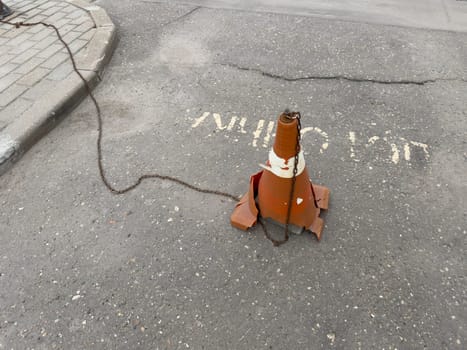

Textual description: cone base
[230,171,330,241]
[230,192,257,230]
[230,171,261,230]
[309,184,330,240]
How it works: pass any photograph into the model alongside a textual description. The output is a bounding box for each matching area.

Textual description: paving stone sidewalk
[0,0,116,174]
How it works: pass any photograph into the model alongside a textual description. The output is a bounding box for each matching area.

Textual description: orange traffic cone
[231,111,330,242]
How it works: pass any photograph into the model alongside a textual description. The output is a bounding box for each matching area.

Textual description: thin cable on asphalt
[0,18,317,246]
[0,19,239,201]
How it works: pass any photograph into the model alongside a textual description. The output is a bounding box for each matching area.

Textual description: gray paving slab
[0,0,117,175]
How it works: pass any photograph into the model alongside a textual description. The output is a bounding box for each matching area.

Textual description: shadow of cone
[231,112,330,240]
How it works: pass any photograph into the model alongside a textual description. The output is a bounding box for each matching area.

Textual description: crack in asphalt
[160,6,201,26]
[219,63,467,86]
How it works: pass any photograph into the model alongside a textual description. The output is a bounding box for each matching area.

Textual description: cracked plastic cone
[230,112,330,240]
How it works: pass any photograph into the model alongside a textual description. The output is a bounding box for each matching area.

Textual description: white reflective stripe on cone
[259,149,306,178]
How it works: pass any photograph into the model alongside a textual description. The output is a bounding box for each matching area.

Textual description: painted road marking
[300,126,329,154]
[191,112,210,128]
[252,120,265,148]
[409,141,430,158]
[391,143,400,164]
[191,112,430,165]
[349,131,357,159]
[404,143,411,161]
[263,121,275,148]
[213,113,227,130]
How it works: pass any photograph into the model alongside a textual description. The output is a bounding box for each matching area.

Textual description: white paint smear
[252,120,265,147]
[263,121,275,148]
[349,131,356,158]
[192,112,210,128]
[227,116,238,131]
[404,143,411,161]
[213,113,227,130]
[368,136,380,145]
[391,143,399,164]
[238,117,247,134]
[301,126,330,153]
[410,141,430,157]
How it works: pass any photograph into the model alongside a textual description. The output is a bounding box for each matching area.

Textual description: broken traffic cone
[230,111,330,242]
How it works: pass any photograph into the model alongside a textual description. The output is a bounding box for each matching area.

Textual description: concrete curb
[0,0,117,175]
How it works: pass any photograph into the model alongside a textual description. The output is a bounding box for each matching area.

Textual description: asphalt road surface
[1,0,466,349]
